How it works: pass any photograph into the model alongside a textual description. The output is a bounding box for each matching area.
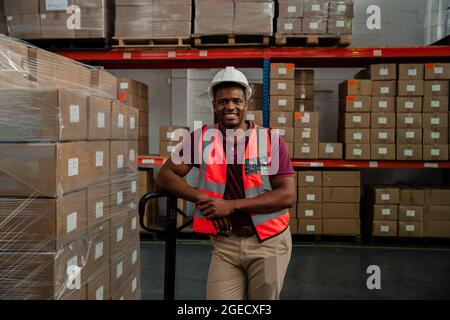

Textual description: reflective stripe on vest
[193,124,290,241]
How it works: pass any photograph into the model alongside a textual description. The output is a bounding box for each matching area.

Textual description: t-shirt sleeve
[269,131,295,179]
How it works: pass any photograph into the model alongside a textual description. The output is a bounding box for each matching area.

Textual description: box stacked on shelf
[277,0,304,36]
[327,0,354,35]
[117,78,149,155]
[302,0,329,35]
[0,36,140,300]
[270,63,295,155]
[115,0,191,38]
[338,79,372,160]
[5,0,114,40]
[194,0,274,36]
[399,188,425,237]
[368,186,400,237]
[422,63,450,161]
[159,125,190,157]
[424,188,450,238]
[297,171,322,235]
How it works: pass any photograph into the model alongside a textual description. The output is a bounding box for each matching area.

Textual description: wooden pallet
[112,37,191,49]
[193,34,271,47]
[27,38,111,50]
[274,34,351,47]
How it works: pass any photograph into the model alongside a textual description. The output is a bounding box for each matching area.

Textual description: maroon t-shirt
[174,121,295,231]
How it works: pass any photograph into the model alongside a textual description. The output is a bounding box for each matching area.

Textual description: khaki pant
[206,227,292,300]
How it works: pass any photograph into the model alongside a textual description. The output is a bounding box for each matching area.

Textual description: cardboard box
[422,113,448,128]
[87,264,111,300]
[423,96,449,113]
[270,79,295,96]
[85,223,111,280]
[322,203,359,219]
[329,0,354,17]
[396,113,422,129]
[372,81,397,96]
[424,221,450,238]
[277,18,303,34]
[278,1,303,18]
[295,70,314,85]
[6,14,41,39]
[400,188,425,206]
[297,203,322,219]
[424,81,449,96]
[294,127,319,143]
[294,85,314,100]
[159,126,190,143]
[88,141,110,182]
[327,17,352,35]
[319,143,343,159]
[322,219,360,236]
[371,144,396,160]
[139,97,148,111]
[370,64,397,81]
[111,102,128,140]
[397,145,423,160]
[274,127,294,143]
[397,80,424,96]
[87,181,111,229]
[298,171,322,187]
[270,63,295,80]
[373,205,398,220]
[110,141,129,177]
[302,17,327,34]
[298,219,322,235]
[294,112,319,128]
[88,96,112,141]
[425,188,450,205]
[270,112,294,127]
[340,96,372,113]
[339,80,372,96]
[160,141,179,157]
[399,64,424,80]
[246,98,263,111]
[396,129,422,144]
[0,89,89,142]
[294,99,315,112]
[298,187,322,203]
[245,111,263,126]
[423,145,449,161]
[369,186,400,204]
[423,128,448,144]
[0,191,87,252]
[294,143,319,159]
[345,144,370,160]
[399,205,424,221]
[424,63,450,80]
[270,96,294,112]
[323,187,360,203]
[372,220,398,237]
[396,97,423,113]
[4,0,39,15]
[398,221,423,237]
[424,206,450,221]
[343,113,370,128]
[371,113,396,129]
[371,97,396,113]
[322,171,360,187]
[0,142,92,197]
[344,129,370,144]
[371,129,396,144]
[128,107,139,141]
[250,84,263,98]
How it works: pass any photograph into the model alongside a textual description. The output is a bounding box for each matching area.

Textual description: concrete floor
[140,240,450,300]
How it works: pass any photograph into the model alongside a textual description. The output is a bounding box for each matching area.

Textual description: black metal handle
[138,191,168,234]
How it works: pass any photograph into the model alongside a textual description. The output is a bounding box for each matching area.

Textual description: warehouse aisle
[140,241,450,300]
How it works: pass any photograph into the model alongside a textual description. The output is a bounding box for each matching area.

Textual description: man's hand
[196,197,236,219]
[212,217,232,235]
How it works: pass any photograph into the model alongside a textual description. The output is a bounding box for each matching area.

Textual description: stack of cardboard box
[424,188,450,238]
[194,0,274,36]
[5,0,114,40]
[159,126,190,157]
[339,79,372,159]
[115,0,191,38]
[270,63,295,155]
[369,186,400,237]
[245,83,264,126]
[0,38,140,300]
[399,188,425,237]
[276,0,353,36]
[117,78,149,155]
[296,171,360,236]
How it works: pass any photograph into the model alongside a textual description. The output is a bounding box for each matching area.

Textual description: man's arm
[155,159,203,203]
[197,176,296,218]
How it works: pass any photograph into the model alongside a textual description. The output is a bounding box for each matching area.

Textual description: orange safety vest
[193,123,290,241]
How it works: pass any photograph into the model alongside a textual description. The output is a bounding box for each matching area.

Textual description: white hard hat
[208,66,252,100]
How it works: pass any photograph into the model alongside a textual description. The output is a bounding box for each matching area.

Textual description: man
[156,67,296,300]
